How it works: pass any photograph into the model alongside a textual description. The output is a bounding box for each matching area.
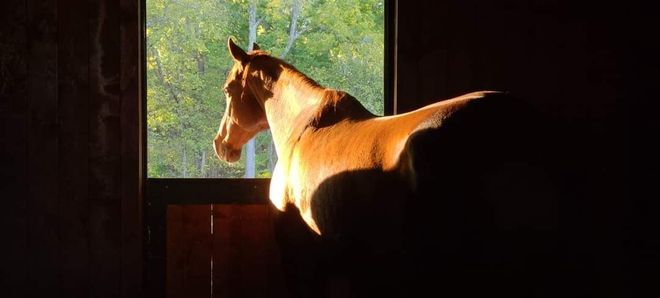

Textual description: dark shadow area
[272,93,628,298]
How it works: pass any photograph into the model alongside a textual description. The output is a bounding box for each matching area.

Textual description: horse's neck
[262,69,325,152]
[259,69,324,217]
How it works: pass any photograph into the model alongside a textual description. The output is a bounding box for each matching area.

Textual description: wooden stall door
[167,204,289,298]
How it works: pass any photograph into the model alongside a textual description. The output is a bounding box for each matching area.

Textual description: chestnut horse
[214,39,559,297]
[214,38,504,232]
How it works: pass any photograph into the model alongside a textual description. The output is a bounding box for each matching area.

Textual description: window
[143,0,395,296]
[146,0,390,179]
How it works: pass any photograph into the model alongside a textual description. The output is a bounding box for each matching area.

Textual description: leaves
[147,0,384,178]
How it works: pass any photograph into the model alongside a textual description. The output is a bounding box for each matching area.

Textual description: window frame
[142,1,397,296]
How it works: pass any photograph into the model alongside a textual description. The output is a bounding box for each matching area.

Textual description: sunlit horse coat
[214,39,558,297]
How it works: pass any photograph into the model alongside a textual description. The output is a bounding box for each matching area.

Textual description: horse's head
[214,38,269,163]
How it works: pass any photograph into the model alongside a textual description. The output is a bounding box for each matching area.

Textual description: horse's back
[401,92,580,297]
[405,91,550,186]
[278,91,589,297]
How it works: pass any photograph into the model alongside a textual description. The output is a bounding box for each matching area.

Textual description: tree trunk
[196,53,205,75]
[151,47,180,104]
[244,0,259,178]
[248,0,258,48]
[267,0,305,174]
[182,146,188,178]
[195,25,205,75]
[200,150,207,177]
[280,0,304,59]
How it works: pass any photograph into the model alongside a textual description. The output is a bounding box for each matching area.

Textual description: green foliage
[147,0,384,178]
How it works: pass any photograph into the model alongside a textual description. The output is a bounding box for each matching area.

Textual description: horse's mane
[311,91,374,129]
[247,50,322,89]
[246,50,373,128]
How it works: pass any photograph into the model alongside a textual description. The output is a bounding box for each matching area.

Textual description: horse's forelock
[225,62,244,87]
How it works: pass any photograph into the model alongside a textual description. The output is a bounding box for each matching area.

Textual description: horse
[213,38,566,297]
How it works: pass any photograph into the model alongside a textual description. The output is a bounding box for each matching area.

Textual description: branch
[150,46,180,104]
[294,25,309,39]
[280,0,304,59]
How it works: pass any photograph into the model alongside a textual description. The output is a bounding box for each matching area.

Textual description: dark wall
[0,0,651,297]
[396,0,652,295]
[1,0,142,297]
[398,1,627,126]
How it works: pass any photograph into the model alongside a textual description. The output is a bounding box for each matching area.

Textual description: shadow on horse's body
[214,39,592,298]
[275,96,572,298]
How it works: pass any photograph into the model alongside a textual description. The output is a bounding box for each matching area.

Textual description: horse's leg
[272,204,327,298]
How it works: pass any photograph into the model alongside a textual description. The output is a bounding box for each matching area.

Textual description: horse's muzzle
[213,139,242,163]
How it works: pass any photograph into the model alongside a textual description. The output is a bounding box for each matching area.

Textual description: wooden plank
[147,179,270,296]
[212,204,288,298]
[261,206,290,298]
[184,205,213,297]
[167,205,212,298]
[119,0,143,295]
[210,204,237,298]
[88,0,122,296]
[0,0,29,296]
[146,200,168,298]
[167,205,185,298]
[25,0,60,296]
[57,0,90,296]
[148,179,270,204]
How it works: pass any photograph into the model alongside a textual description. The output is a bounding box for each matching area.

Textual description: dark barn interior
[1,0,653,297]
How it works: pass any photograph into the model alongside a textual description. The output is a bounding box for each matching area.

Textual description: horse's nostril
[227,149,240,162]
[213,138,241,163]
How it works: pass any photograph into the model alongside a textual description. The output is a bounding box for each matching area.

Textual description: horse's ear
[228,38,248,63]
[252,43,260,51]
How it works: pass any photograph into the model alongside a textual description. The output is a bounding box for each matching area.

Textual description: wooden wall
[0,0,651,297]
[166,204,288,298]
[398,1,629,125]
[396,0,652,295]
[0,0,142,297]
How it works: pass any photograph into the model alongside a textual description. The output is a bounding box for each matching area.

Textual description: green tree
[146,0,384,178]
